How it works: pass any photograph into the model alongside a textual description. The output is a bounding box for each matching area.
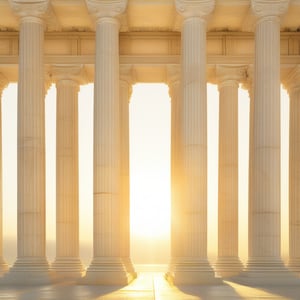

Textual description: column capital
[175,0,215,18]
[167,65,180,100]
[9,0,49,19]
[241,65,254,94]
[44,68,52,93]
[0,73,9,93]
[120,65,134,101]
[85,0,127,19]
[120,65,134,85]
[50,65,89,85]
[283,65,300,93]
[251,0,289,18]
[167,65,180,85]
[216,65,247,88]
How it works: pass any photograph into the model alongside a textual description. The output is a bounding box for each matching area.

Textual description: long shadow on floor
[0,282,126,300]
[176,282,245,300]
[260,285,300,300]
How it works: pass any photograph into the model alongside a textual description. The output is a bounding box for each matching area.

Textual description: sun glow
[129,84,171,240]
[130,176,171,239]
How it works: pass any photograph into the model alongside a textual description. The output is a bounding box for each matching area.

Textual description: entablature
[0,31,299,82]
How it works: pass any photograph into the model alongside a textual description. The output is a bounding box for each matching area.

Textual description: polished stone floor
[1,271,300,300]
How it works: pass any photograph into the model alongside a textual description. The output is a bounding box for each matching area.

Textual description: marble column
[51,65,85,279]
[119,66,136,278]
[84,0,134,285]
[2,0,53,285]
[283,66,300,273]
[166,0,219,285]
[0,75,8,275]
[215,66,245,278]
[166,65,182,276]
[242,66,254,270]
[239,0,298,285]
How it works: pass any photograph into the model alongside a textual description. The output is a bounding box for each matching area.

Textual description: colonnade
[0,0,299,286]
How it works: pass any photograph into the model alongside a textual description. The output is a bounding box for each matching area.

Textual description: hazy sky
[1,82,290,266]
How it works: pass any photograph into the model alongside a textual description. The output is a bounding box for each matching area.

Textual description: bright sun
[129,83,171,240]
[130,177,170,239]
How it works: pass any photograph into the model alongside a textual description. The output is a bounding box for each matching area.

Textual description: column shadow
[176,282,245,300]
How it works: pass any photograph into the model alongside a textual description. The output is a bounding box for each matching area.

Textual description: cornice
[44,4,61,32]
[175,0,215,18]
[85,0,127,19]
[251,0,289,18]
[9,0,49,18]
[0,32,300,83]
[216,0,249,5]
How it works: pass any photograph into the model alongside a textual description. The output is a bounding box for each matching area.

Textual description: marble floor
[1,271,300,300]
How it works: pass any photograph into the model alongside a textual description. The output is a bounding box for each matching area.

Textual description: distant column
[284,66,300,273]
[167,0,219,285]
[242,66,253,269]
[215,66,245,278]
[51,65,86,279]
[240,0,298,285]
[0,75,8,275]
[166,65,182,276]
[3,0,52,285]
[84,0,134,285]
[119,65,136,277]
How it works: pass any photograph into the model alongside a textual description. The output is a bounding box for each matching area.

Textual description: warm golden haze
[1,83,290,267]
[0,0,298,289]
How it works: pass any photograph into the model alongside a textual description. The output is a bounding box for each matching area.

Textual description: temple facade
[0,0,300,285]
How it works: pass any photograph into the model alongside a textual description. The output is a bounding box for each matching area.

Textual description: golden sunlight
[129,84,171,242]
[130,177,170,239]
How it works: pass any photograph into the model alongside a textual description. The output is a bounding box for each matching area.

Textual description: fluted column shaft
[250,15,281,260]
[244,68,254,263]
[84,0,133,284]
[3,0,52,285]
[167,66,182,269]
[182,15,208,260]
[0,76,8,274]
[56,79,79,258]
[168,0,218,285]
[18,15,46,261]
[285,66,300,272]
[242,66,254,268]
[238,0,298,285]
[218,79,238,257]
[215,67,244,278]
[51,66,84,278]
[93,16,121,259]
[119,68,135,277]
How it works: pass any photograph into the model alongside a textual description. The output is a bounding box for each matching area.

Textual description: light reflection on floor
[0,270,300,299]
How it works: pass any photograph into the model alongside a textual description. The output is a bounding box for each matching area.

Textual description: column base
[0,258,8,275]
[51,257,85,280]
[230,257,300,286]
[81,257,135,285]
[0,257,54,285]
[288,258,300,274]
[123,257,137,279]
[214,256,244,278]
[165,258,222,285]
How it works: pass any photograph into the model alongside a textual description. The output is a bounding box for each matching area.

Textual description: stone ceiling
[0,0,300,33]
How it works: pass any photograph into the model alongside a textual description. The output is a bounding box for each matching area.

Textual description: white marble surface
[0,271,300,299]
